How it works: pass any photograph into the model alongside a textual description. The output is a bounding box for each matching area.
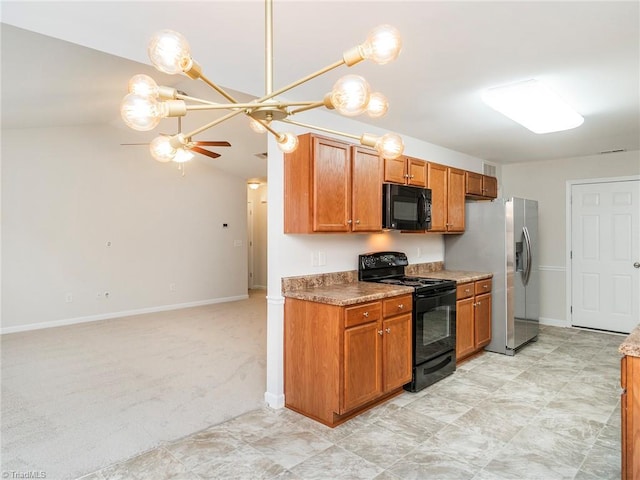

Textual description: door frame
[565,175,640,328]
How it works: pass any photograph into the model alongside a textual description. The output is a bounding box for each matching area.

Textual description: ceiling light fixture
[248,181,261,190]
[482,79,584,134]
[120,0,405,163]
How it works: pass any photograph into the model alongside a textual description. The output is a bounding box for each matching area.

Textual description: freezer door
[510,198,530,350]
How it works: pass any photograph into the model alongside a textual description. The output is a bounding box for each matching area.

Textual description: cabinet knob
[363,311,369,318]
[477,301,481,306]
[410,175,415,179]
[355,219,361,225]
[483,284,489,289]
[347,219,352,224]
[398,303,404,309]
[378,330,384,336]
[465,289,471,293]
[385,327,391,334]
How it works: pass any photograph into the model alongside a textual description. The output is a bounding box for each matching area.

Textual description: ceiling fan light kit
[120,0,405,164]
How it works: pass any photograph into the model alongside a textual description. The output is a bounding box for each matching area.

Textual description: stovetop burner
[358,251,456,294]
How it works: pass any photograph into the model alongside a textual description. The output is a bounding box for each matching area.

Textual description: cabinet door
[313,136,351,232]
[427,162,448,232]
[383,157,407,184]
[447,167,466,232]
[382,313,413,392]
[407,158,427,187]
[343,322,382,412]
[465,171,484,196]
[474,292,492,349]
[483,175,498,199]
[351,147,383,232]
[456,297,475,360]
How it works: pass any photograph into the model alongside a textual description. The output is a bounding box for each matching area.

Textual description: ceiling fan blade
[191,146,221,159]
[194,141,231,147]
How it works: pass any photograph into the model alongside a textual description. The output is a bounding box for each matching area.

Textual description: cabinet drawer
[475,279,492,294]
[382,295,412,318]
[345,302,381,328]
[457,283,474,300]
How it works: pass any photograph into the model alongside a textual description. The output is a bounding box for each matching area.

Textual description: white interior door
[571,180,640,333]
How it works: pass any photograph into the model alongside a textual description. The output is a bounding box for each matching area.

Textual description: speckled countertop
[282,263,491,307]
[619,324,640,357]
[419,270,493,284]
[283,282,414,307]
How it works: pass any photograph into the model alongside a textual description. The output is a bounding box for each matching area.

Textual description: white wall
[264,111,489,407]
[1,124,249,332]
[501,150,640,324]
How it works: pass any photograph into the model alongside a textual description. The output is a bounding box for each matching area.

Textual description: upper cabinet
[427,163,465,233]
[383,156,427,187]
[284,133,382,233]
[465,171,498,199]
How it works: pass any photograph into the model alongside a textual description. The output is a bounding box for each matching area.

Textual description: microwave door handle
[418,193,427,227]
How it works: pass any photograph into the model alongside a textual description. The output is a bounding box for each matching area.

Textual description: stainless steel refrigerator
[445,198,539,355]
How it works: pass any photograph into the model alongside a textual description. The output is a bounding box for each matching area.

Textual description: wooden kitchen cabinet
[427,162,466,233]
[284,294,412,427]
[621,354,640,479]
[284,133,382,233]
[456,278,492,362]
[465,171,498,199]
[383,156,427,187]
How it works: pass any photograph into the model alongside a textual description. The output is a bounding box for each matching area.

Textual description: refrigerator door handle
[523,226,532,286]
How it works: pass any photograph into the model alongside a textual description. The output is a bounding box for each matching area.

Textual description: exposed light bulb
[330,75,371,116]
[173,148,195,163]
[128,74,159,98]
[366,92,389,118]
[148,30,192,75]
[376,132,404,159]
[248,182,261,190]
[249,118,268,134]
[277,133,299,153]
[149,136,177,162]
[120,93,163,131]
[361,25,402,65]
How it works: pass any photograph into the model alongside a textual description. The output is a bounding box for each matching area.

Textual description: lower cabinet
[285,294,412,427]
[621,354,640,479]
[456,278,492,362]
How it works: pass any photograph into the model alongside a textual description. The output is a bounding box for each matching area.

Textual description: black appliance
[358,251,456,392]
[382,183,432,231]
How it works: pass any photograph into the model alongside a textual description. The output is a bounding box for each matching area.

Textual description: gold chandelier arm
[183,100,321,112]
[288,101,327,115]
[197,71,239,103]
[279,119,360,142]
[257,59,346,104]
[183,109,245,138]
[176,93,223,106]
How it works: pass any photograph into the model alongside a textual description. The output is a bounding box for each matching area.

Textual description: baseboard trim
[264,391,285,409]
[539,316,570,328]
[1,294,250,335]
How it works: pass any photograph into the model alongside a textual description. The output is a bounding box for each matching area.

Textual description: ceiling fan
[121,117,231,159]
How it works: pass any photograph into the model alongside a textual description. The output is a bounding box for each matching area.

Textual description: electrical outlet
[169,283,177,292]
[318,251,326,266]
[104,291,110,299]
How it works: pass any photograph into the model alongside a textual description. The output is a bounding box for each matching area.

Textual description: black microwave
[382,183,432,231]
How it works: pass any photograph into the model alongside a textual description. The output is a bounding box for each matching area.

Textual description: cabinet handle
[347,219,352,224]
[398,304,404,309]
[363,311,369,318]
[355,219,360,225]
[385,327,391,334]
[378,330,384,336]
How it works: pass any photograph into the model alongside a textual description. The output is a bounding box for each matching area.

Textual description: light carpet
[1,290,267,480]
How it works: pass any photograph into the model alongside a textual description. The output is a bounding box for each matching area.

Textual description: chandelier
[120,0,405,164]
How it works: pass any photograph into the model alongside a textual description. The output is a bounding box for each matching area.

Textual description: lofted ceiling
[1,1,638,181]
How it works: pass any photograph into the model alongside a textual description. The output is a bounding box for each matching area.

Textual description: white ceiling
[2,1,639,180]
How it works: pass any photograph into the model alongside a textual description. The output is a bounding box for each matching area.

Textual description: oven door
[414,288,456,364]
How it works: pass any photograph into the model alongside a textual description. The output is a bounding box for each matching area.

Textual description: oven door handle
[415,287,457,299]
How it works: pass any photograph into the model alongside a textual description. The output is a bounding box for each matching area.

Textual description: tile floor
[78,325,623,480]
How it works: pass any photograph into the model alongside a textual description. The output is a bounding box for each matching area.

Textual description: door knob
[634,262,640,268]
